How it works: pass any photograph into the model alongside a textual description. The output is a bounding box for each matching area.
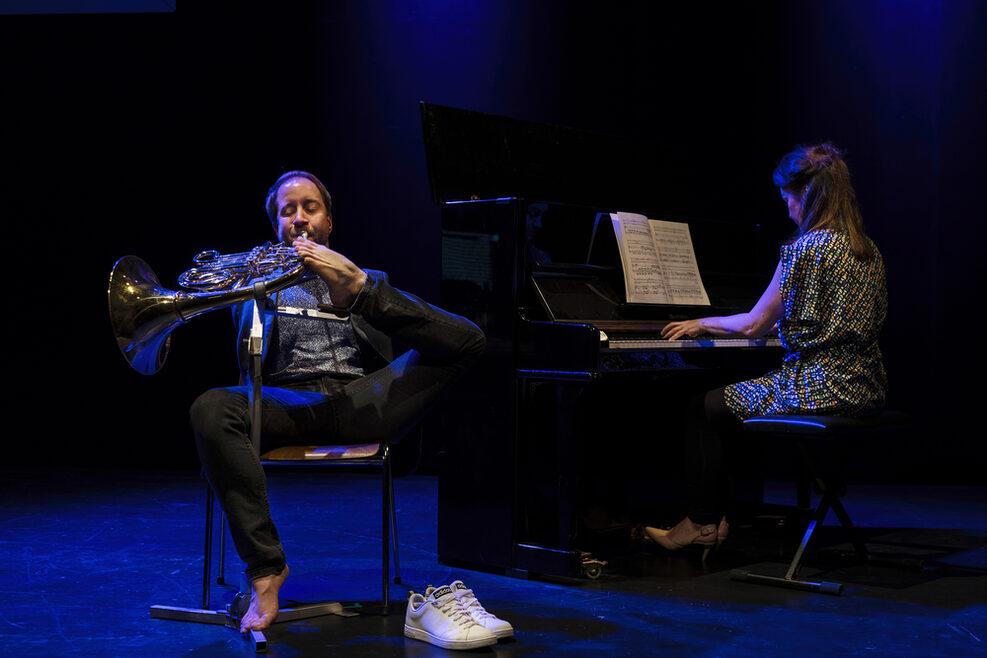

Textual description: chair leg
[203,484,215,610]
[382,447,391,611]
[218,514,227,585]
[786,487,834,581]
[820,495,925,570]
[387,455,402,585]
[732,485,845,595]
[828,493,868,559]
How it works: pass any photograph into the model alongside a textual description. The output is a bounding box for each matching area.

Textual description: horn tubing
[179,242,301,292]
[108,243,308,375]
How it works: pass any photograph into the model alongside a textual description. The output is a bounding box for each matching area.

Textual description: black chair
[225,439,404,608]
[730,410,922,595]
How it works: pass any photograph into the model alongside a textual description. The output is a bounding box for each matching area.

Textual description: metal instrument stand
[150,283,356,653]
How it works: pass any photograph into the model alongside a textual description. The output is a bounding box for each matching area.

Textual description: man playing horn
[189,171,486,633]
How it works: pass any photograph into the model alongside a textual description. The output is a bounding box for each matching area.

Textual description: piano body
[422,103,784,578]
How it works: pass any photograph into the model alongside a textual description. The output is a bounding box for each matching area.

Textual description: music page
[611,212,710,306]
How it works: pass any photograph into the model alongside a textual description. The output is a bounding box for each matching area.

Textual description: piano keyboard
[603,334,782,351]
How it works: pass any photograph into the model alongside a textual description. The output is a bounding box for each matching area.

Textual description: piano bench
[730,410,921,595]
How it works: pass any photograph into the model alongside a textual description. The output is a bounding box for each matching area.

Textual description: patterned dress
[724,229,887,419]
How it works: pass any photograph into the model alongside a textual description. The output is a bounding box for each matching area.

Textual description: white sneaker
[404,585,498,650]
[427,580,514,639]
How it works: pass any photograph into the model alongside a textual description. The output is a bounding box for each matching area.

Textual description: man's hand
[293,236,367,308]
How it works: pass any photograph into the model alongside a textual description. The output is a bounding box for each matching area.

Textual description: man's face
[275,177,332,245]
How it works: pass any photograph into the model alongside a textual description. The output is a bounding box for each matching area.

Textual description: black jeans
[190,277,485,581]
[686,387,743,525]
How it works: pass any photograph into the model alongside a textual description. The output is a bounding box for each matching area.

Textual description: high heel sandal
[639,518,719,561]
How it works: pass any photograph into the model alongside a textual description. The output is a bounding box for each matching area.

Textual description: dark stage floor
[2,467,984,656]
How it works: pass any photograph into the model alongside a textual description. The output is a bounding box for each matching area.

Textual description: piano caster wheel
[581,554,606,580]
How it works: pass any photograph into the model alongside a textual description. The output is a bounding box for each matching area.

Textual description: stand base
[150,600,355,653]
[730,569,844,595]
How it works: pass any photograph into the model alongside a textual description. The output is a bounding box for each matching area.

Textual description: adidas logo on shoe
[425,580,514,639]
[404,585,497,650]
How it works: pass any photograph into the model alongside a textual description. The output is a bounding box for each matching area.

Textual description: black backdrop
[3,1,984,482]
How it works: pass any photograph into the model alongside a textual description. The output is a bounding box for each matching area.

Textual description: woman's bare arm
[660,260,783,340]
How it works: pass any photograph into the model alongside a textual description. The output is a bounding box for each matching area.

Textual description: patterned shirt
[725,229,887,419]
[263,277,365,384]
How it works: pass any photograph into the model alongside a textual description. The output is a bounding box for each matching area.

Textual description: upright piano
[422,104,784,579]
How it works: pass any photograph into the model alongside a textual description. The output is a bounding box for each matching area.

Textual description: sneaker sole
[404,624,498,650]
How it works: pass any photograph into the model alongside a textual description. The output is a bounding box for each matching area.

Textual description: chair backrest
[261,443,382,461]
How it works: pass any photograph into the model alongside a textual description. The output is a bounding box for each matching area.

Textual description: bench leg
[732,485,845,595]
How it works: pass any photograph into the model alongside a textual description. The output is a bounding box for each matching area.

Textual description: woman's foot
[643,517,718,560]
[717,516,730,545]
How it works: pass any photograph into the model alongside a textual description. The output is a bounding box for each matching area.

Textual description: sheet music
[648,219,710,305]
[611,212,710,306]
[611,212,668,303]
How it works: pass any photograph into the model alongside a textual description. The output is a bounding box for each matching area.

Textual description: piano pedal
[580,552,607,579]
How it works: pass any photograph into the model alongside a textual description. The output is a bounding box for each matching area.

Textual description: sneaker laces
[457,587,496,621]
[433,594,478,627]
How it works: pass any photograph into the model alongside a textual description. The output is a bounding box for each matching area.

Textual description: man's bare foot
[239,565,289,633]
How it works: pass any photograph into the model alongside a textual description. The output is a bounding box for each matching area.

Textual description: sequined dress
[724,229,887,419]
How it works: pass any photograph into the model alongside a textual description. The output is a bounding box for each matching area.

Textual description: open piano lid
[419,101,659,209]
[422,102,777,320]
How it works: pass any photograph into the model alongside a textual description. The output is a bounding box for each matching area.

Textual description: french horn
[108,240,306,375]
